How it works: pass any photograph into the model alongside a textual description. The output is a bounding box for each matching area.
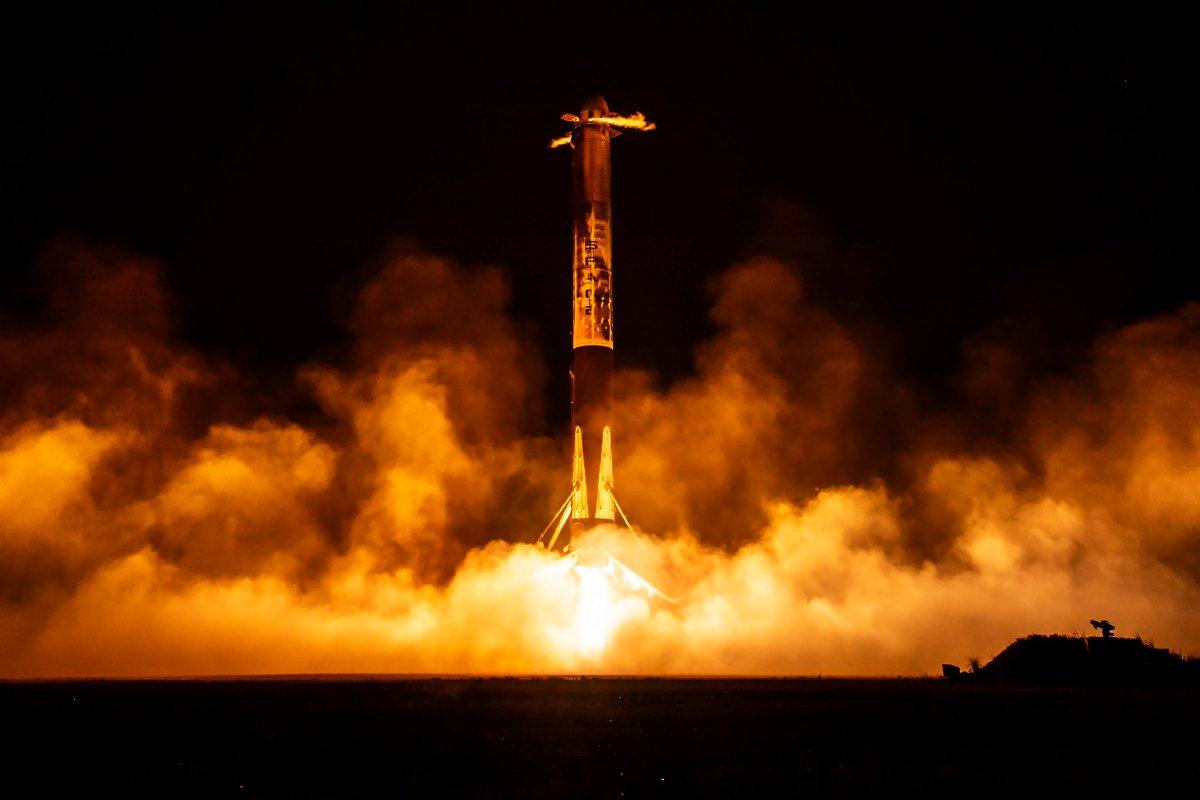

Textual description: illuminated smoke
[614,256,900,547]
[2,238,1199,677]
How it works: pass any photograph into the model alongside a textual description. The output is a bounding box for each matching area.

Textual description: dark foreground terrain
[2,675,1197,798]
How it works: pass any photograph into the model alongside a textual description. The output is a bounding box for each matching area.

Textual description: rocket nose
[580,95,609,119]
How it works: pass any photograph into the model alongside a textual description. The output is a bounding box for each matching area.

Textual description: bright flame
[531,540,670,660]
[548,110,657,148]
[594,112,656,131]
[573,566,617,654]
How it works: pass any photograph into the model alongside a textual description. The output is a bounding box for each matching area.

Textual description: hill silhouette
[948,632,1200,687]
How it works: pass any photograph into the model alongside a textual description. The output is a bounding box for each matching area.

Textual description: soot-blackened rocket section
[539,96,654,552]
[569,96,617,535]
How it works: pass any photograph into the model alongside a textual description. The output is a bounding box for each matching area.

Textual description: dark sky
[2,4,1192,432]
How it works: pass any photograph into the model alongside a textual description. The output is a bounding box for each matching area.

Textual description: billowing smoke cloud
[2,237,1198,677]
[614,256,912,547]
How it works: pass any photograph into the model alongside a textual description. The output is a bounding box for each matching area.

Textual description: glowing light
[594,112,656,131]
[531,542,672,659]
[573,566,617,654]
[548,110,657,148]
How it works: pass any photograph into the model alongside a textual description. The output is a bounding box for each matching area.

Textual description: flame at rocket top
[549,110,657,148]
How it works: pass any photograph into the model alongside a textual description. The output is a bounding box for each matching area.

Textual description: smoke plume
[2,237,1198,677]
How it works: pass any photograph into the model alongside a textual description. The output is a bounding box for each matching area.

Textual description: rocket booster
[537,98,672,600]
[538,96,652,552]
[569,96,618,534]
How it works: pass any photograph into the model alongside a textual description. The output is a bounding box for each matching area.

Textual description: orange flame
[574,566,617,654]
[594,111,657,131]
[548,110,657,148]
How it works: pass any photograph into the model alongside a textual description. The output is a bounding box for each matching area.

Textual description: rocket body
[569,97,617,534]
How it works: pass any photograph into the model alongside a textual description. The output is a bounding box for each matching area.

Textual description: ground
[3,676,1196,797]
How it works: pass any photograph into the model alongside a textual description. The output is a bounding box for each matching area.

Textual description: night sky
[2,5,1191,431]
